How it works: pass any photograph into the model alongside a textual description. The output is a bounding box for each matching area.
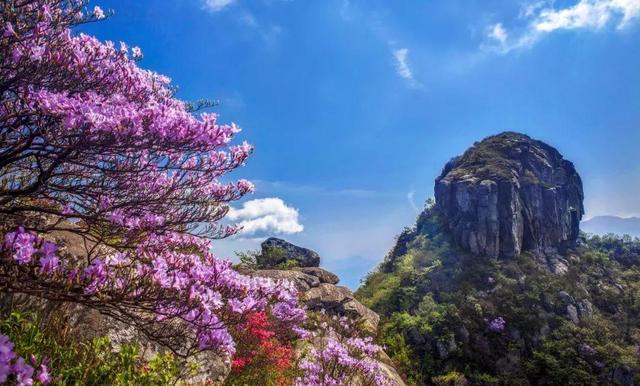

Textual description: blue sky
[84,0,640,289]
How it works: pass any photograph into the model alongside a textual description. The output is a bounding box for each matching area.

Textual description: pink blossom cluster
[1,0,254,238]
[3,227,305,356]
[4,227,60,273]
[294,314,395,386]
[488,316,506,332]
[0,334,51,385]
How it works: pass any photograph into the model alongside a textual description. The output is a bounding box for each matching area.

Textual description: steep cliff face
[435,132,584,260]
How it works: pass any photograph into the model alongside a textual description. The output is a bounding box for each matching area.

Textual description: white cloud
[392,48,422,88]
[519,0,554,19]
[235,11,283,47]
[485,0,640,54]
[227,198,303,237]
[204,0,235,12]
[393,48,413,81]
[487,23,508,44]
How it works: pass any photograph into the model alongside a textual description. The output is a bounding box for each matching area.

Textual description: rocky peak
[435,132,584,262]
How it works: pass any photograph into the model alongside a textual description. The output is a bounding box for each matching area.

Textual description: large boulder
[435,132,584,260]
[304,283,380,333]
[257,238,320,268]
[249,263,379,333]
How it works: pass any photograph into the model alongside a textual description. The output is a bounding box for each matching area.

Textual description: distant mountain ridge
[582,215,640,237]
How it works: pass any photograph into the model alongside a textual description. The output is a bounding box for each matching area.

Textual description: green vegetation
[356,205,640,385]
[444,133,530,181]
[236,246,301,270]
[0,311,193,385]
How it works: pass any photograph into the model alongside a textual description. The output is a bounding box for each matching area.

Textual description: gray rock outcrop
[248,269,320,291]
[257,237,321,268]
[435,132,584,260]
[304,283,380,333]
[249,270,379,333]
[293,266,339,284]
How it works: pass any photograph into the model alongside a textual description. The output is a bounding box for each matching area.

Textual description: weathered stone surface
[69,306,231,384]
[435,132,584,261]
[293,267,339,284]
[304,283,380,332]
[376,351,407,386]
[248,269,320,292]
[567,304,580,324]
[579,343,597,358]
[577,299,594,319]
[258,237,320,268]
[377,361,407,386]
[558,290,575,305]
[248,267,380,333]
[302,337,407,386]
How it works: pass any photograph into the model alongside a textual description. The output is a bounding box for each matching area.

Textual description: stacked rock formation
[435,132,584,265]
[249,238,405,385]
[252,238,380,333]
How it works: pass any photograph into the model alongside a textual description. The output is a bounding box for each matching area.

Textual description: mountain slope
[356,133,640,385]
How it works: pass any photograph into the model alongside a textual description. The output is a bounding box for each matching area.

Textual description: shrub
[0,311,188,385]
[226,311,296,385]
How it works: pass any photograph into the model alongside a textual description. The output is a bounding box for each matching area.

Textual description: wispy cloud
[393,48,412,80]
[253,180,385,198]
[236,11,283,47]
[392,48,421,88]
[407,189,420,212]
[484,0,640,54]
[487,23,508,44]
[228,197,303,238]
[339,0,352,21]
[204,0,235,12]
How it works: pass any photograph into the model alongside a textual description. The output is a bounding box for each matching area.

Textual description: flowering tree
[0,0,305,364]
